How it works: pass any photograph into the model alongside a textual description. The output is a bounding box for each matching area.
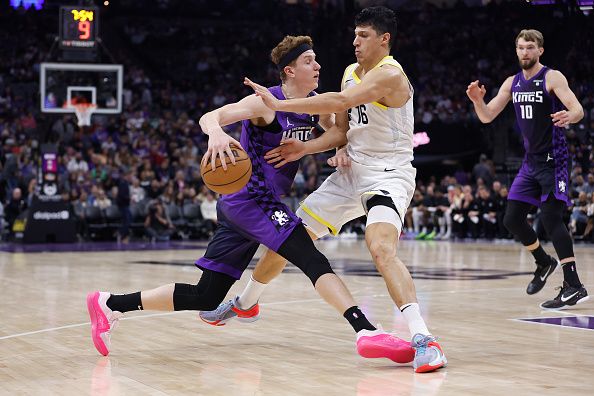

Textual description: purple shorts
[508,154,571,207]
[195,195,301,279]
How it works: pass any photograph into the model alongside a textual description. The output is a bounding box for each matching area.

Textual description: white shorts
[296,161,416,238]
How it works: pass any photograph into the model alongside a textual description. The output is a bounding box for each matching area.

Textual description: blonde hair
[270,35,314,81]
[515,29,544,48]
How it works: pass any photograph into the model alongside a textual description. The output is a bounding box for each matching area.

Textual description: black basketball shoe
[540,282,589,310]
[526,255,558,295]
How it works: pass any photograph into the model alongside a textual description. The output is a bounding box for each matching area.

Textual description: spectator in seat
[477,185,497,239]
[5,187,27,237]
[130,176,146,204]
[570,191,590,236]
[200,191,218,237]
[93,189,112,210]
[144,200,175,242]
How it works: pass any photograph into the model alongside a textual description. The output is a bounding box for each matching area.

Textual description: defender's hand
[244,77,281,111]
[264,138,307,168]
[327,147,351,168]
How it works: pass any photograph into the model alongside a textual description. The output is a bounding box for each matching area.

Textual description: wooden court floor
[1,239,593,395]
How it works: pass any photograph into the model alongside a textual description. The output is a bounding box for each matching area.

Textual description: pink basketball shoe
[86,291,122,356]
[356,327,415,364]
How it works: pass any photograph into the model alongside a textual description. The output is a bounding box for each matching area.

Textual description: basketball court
[1,239,593,395]
[2,1,593,395]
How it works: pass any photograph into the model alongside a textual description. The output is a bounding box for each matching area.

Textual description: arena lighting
[527,0,593,6]
[9,0,44,10]
[526,1,593,15]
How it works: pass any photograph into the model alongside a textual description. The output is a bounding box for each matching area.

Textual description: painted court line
[0,287,519,341]
[509,318,594,332]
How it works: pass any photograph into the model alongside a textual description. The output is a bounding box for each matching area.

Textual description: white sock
[399,302,430,337]
[237,275,267,309]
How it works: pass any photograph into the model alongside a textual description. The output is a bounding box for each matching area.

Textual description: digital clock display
[59,6,98,49]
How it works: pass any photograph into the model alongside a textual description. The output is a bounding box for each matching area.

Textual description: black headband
[277,44,312,70]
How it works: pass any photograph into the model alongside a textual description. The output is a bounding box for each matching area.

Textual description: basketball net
[69,102,97,127]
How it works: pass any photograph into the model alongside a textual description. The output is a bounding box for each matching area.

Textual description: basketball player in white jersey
[200,6,446,373]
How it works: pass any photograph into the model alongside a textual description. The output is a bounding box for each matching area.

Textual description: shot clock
[59,6,99,50]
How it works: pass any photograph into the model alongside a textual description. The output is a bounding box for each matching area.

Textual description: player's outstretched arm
[547,70,584,127]
[264,112,348,168]
[199,94,274,171]
[245,67,397,115]
[466,77,513,123]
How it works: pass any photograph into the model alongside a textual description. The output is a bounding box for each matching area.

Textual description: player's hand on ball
[244,77,281,110]
[551,110,570,127]
[265,138,307,168]
[201,129,243,171]
[327,147,351,168]
[466,80,486,103]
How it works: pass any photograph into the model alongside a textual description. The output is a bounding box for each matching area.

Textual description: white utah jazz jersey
[341,56,414,168]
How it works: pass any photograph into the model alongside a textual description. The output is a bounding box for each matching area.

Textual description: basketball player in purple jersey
[86,35,413,362]
[467,29,588,309]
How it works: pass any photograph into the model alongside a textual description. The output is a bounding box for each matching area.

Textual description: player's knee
[277,225,334,285]
[296,248,335,285]
[368,239,396,269]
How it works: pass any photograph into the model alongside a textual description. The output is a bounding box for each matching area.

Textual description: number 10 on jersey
[520,104,533,119]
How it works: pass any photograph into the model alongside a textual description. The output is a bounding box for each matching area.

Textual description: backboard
[39,62,123,115]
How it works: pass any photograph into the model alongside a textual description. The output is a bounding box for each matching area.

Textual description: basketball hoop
[71,103,97,127]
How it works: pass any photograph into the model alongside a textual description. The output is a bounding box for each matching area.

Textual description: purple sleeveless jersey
[508,66,571,206]
[196,86,320,278]
[511,66,566,157]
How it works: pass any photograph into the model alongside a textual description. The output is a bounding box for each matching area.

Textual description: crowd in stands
[399,148,594,243]
[0,1,593,243]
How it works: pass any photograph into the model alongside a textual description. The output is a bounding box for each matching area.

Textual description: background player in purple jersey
[86,35,413,362]
[467,29,588,310]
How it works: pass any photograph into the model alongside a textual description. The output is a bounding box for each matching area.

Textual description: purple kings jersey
[222,85,319,202]
[511,66,567,159]
[508,66,572,207]
[194,86,321,277]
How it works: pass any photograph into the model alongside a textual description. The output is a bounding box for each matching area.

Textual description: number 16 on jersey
[348,104,368,124]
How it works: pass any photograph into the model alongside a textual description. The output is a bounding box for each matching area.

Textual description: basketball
[200,145,252,195]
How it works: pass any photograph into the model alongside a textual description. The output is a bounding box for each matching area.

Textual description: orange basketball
[200,145,252,195]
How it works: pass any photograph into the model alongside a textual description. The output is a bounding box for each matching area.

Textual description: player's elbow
[198,112,209,128]
[477,115,492,124]
[198,111,218,132]
[479,111,496,124]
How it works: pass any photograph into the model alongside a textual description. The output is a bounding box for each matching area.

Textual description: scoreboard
[59,6,99,49]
